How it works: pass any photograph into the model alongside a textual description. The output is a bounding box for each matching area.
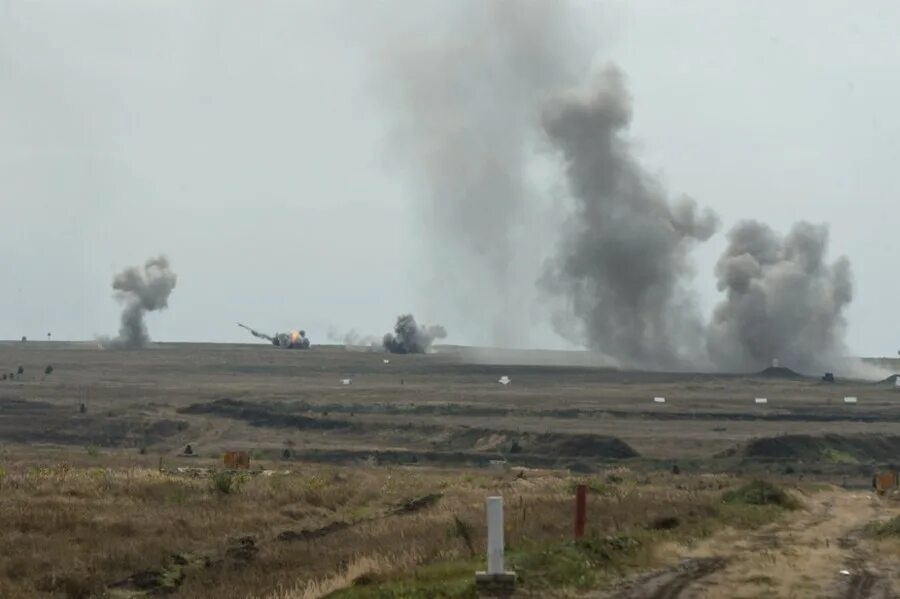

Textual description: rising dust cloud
[382,314,447,354]
[540,66,720,370]
[708,221,853,373]
[383,0,856,373]
[106,256,177,348]
[327,314,447,354]
[383,0,584,348]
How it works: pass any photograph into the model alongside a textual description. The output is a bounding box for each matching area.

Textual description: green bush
[511,535,640,591]
[869,516,900,538]
[211,471,245,495]
[721,480,799,510]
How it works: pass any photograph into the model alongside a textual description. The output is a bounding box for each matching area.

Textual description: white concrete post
[486,496,504,574]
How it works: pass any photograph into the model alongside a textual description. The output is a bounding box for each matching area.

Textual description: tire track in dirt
[644,557,727,599]
[833,491,895,599]
[844,568,878,599]
[595,488,900,598]
[837,536,892,599]
[598,557,727,599]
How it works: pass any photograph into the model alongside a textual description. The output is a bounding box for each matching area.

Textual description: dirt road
[600,488,899,598]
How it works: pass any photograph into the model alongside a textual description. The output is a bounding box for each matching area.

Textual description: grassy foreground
[0,451,799,598]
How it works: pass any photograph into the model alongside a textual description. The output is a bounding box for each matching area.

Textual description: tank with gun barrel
[237,323,310,349]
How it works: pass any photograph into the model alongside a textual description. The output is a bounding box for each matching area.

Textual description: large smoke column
[707,221,852,373]
[382,314,447,354]
[382,1,585,347]
[110,256,177,348]
[540,67,720,370]
[383,2,860,373]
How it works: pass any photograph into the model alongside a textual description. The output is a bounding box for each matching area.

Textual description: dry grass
[0,344,895,596]
[265,552,421,599]
[0,452,764,599]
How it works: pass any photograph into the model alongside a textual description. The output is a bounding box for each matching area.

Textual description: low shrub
[721,480,800,510]
[869,516,900,538]
[210,471,246,495]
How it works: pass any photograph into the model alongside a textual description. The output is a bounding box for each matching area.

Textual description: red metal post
[574,484,587,539]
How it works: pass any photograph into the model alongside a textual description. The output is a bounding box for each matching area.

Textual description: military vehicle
[237,323,310,349]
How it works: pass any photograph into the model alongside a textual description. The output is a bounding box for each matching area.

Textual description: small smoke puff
[707,221,851,373]
[329,327,381,350]
[109,256,177,348]
[382,314,447,354]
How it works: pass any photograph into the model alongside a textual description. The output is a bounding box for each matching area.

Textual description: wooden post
[574,484,587,539]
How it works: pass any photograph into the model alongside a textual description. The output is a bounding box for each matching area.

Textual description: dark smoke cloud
[382,2,858,374]
[109,256,177,348]
[382,0,585,347]
[707,221,852,373]
[540,67,719,369]
[382,314,447,354]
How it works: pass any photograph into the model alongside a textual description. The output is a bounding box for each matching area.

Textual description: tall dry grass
[0,453,741,599]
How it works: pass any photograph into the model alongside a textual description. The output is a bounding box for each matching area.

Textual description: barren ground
[0,341,898,598]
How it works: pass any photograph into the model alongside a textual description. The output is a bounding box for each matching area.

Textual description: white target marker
[383,359,390,364]
[653,397,666,404]
[755,398,768,404]
[498,376,511,386]
[341,378,352,385]
[843,396,857,404]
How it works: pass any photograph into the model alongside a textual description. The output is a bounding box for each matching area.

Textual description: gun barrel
[237,322,274,342]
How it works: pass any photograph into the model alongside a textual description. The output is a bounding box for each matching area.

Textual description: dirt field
[2,342,899,467]
[1,341,899,597]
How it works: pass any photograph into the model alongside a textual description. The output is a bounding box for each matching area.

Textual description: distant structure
[873,471,898,495]
[822,372,835,383]
[20,336,26,342]
[224,451,250,469]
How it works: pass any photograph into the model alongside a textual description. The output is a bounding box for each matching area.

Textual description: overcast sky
[1,1,897,356]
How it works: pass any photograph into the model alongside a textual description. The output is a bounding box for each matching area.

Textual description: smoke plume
[540,67,719,369]
[382,2,858,373]
[109,256,177,348]
[382,314,447,354]
[707,221,852,373]
[382,1,585,347]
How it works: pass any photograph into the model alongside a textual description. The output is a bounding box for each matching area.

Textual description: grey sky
[1,1,896,357]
